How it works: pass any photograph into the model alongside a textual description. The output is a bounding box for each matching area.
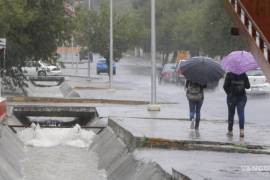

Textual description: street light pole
[148,0,160,111]
[151,0,156,104]
[71,35,74,68]
[88,0,91,9]
[0,38,7,97]
[87,0,91,81]
[109,0,113,88]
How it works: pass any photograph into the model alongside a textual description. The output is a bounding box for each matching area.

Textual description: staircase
[224,0,270,81]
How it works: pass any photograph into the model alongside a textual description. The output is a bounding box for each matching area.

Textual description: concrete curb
[138,137,270,155]
[7,96,150,105]
[108,117,270,155]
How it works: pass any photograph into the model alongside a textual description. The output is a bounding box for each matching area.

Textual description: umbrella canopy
[221,51,258,75]
[180,56,225,85]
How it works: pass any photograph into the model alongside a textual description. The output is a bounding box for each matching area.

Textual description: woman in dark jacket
[185,80,206,130]
[223,72,250,137]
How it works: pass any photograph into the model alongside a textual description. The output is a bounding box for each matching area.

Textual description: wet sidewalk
[109,117,270,154]
[135,149,270,180]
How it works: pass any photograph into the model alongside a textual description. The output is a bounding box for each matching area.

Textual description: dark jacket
[223,72,250,96]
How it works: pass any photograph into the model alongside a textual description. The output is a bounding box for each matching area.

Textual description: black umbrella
[180,56,225,85]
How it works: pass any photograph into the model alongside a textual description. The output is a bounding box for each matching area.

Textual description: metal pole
[3,48,5,71]
[151,0,156,104]
[88,0,91,9]
[88,52,91,80]
[87,0,91,80]
[75,47,78,73]
[0,49,4,96]
[71,35,74,68]
[0,38,6,97]
[109,0,113,88]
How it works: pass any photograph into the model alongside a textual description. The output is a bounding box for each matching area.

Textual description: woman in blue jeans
[185,80,206,130]
[223,72,250,137]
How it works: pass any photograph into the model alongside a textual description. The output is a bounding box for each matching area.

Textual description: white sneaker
[227,131,233,137]
[240,129,244,138]
[190,119,195,129]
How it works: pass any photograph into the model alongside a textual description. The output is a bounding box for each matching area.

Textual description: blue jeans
[189,100,203,122]
[227,95,247,130]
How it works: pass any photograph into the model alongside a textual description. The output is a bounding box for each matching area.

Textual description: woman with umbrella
[180,56,224,130]
[185,79,206,130]
[222,51,257,138]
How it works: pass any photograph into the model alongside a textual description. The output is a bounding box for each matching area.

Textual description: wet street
[2,1,270,179]
[65,56,270,127]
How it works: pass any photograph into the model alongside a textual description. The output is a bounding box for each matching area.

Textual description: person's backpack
[186,82,203,101]
[230,79,245,96]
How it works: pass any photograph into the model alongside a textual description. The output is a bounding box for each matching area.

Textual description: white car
[246,69,270,94]
[22,61,62,76]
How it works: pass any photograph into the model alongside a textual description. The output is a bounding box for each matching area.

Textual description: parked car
[96,58,116,75]
[22,61,61,76]
[175,59,188,85]
[159,63,177,84]
[246,69,270,94]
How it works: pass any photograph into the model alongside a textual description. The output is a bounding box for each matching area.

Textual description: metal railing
[229,0,270,63]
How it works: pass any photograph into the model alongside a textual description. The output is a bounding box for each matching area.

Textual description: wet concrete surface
[135,149,270,180]
[111,117,270,147]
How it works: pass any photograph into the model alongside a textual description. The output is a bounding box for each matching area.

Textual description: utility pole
[148,0,160,111]
[88,0,91,9]
[87,52,92,81]
[87,0,91,81]
[109,0,113,88]
[0,38,6,97]
[71,35,74,68]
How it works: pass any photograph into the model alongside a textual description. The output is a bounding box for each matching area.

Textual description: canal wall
[90,127,172,180]
[26,81,79,98]
[59,82,80,98]
[0,124,25,180]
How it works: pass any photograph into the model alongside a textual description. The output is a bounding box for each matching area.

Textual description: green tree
[77,0,145,72]
[132,0,246,59]
[0,0,74,93]
[196,0,246,56]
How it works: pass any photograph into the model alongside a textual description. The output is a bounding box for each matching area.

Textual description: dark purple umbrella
[221,51,258,75]
[180,56,224,85]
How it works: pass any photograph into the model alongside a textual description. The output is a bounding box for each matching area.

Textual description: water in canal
[18,124,107,180]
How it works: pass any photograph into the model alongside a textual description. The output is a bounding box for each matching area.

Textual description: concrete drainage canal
[0,105,176,180]
[12,105,99,127]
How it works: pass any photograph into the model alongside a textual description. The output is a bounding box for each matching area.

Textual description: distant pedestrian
[185,80,206,130]
[223,72,250,137]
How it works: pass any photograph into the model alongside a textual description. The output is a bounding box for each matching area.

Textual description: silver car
[246,69,270,95]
